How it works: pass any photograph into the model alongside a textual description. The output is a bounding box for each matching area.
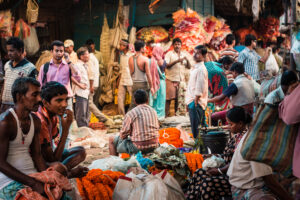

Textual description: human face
[226,117,244,134]
[231,71,239,79]
[119,44,127,52]
[173,42,182,52]
[89,44,95,52]
[80,51,89,63]
[20,84,42,112]
[65,46,74,54]
[251,39,257,49]
[43,94,68,116]
[52,46,64,61]
[6,45,23,62]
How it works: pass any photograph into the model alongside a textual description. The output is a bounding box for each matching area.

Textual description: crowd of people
[0,31,298,200]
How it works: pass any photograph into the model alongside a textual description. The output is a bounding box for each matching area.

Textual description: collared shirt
[165,50,191,82]
[219,47,239,61]
[88,53,100,88]
[35,106,59,147]
[185,62,208,110]
[227,134,273,189]
[264,86,285,105]
[238,47,261,80]
[69,51,78,64]
[119,51,133,86]
[73,60,90,99]
[2,59,37,105]
[120,104,159,149]
[38,59,81,97]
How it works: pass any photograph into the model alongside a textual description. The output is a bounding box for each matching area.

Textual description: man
[1,37,37,113]
[208,62,255,115]
[118,39,133,115]
[0,77,46,199]
[109,89,159,155]
[37,81,87,178]
[219,34,239,62]
[86,46,108,122]
[186,45,208,138]
[164,38,192,116]
[86,39,103,65]
[238,34,271,81]
[234,35,246,53]
[38,40,81,111]
[64,39,78,64]
[73,47,91,127]
[128,40,154,108]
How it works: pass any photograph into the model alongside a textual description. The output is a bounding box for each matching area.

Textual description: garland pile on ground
[159,127,183,148]
[184,153,204,174]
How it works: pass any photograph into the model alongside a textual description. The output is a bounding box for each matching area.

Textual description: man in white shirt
[64,39,78,64]
[185,45,208,138]
[165,38,192,116]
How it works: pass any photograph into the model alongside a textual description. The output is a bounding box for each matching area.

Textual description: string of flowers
[76,169,124,200]
[184,153,204,174]
[159,128,183,148]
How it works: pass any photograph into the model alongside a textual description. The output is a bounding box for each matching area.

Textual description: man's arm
[208,94,227,103]
[119,115,132,139]
[259,48,271,63]
[166,58,182,69]
[0,116,44,194]
[30,114,47,172]
[263,174,293,200]
[129,56,134,75]
[144,58,154,94]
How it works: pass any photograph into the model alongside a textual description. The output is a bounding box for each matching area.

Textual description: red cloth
[15,167,72,200]
[150,46,164,95]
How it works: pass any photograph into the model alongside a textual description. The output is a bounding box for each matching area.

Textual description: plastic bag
[202,155,225,170]
[265,54,279,75]
[23,26,39,56]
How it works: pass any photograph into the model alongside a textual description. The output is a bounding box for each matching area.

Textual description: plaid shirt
[238,47,261,80]
[120,104,159,149]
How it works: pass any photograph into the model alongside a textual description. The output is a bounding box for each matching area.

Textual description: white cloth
[119,51,133,86]
[165,50,191,82]
[88,53,100,88]
[74,60,90,99]
[185,62,208,110]
[0,108,37,189]
[227,134,273,189]
[231,74,255,106]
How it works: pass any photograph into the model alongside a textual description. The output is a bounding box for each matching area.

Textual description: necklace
[19,118,30,145]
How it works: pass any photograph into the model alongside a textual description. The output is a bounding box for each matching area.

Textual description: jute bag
[241,104,298,177]
[26,0,39,24]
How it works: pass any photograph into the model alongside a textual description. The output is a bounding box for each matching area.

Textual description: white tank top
[0,108,37,189]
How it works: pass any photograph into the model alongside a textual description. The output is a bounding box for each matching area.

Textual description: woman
[186,107,252,200]
[149,46,166,120]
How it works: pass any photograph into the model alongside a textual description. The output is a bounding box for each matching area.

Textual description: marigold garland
[184,153,204,174]
[76,169,124,200]
[159,128,183,148]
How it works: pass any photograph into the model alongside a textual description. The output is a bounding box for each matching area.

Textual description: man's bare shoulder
[0,110,16,138]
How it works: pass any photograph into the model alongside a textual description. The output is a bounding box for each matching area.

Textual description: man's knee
[70,146,86,161]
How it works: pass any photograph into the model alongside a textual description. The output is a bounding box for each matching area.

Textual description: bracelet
[218,168,223,175]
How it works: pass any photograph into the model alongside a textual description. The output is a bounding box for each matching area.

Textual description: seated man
[109,89,159,155]
[36,81,87,178]
[0,77,47,199]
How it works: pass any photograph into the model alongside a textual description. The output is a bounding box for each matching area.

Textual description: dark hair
[86,39,95,45]
[51,40,64,50]
[257,40,264,48]
[195,45,207,55]
[134,89,148,104]
[230,62,245,74]
[225,34,235,45]
[134,40,145,52]
[245,34,257,46]
[12,77,40,103]
[227,107,252,125]
[41,81,68,102]
[281,70,298,86]
[272,45,280,54]
[85,45,92,53]
[172,37,182,45]
[219,56,234,65]
[121,39,129,43]
[6,37,24,52]
[77,47,88,59]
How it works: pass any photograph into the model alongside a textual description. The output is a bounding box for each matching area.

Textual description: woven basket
[26,0,39,24]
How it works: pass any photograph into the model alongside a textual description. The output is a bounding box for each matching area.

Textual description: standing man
[1,37,37,113]
[87,46,108,122]
[38,40,81,111]
[164,38,192,116]
[73,47,91,127]
[64,39,78,64]
[185,45,208,138]
[118,39,133,115]
[0,77,46,199]
[128,40,153,108]
[86,39,103,65]
[238,34,271,81]
[219,34,239,62]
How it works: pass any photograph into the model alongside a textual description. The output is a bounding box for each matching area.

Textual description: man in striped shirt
[219,34,239,62]
[109,89,159,155]
[238,34,271,81]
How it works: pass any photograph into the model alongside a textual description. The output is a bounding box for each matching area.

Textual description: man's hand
[186,105,189,112]
[31,180,45,195]
[266,47,272,54]
[207,168,220,176]
[69,166,89,178]
[78,83,87,90]
[64,53,70,63]
[90,87,94,94]
[150,87,155,96]
[61,110,73,132]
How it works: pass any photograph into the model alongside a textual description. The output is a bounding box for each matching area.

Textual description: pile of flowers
[77,169,124,200]
[159,127,183,148]
[136,26,169,43]
[184,153,204,174]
